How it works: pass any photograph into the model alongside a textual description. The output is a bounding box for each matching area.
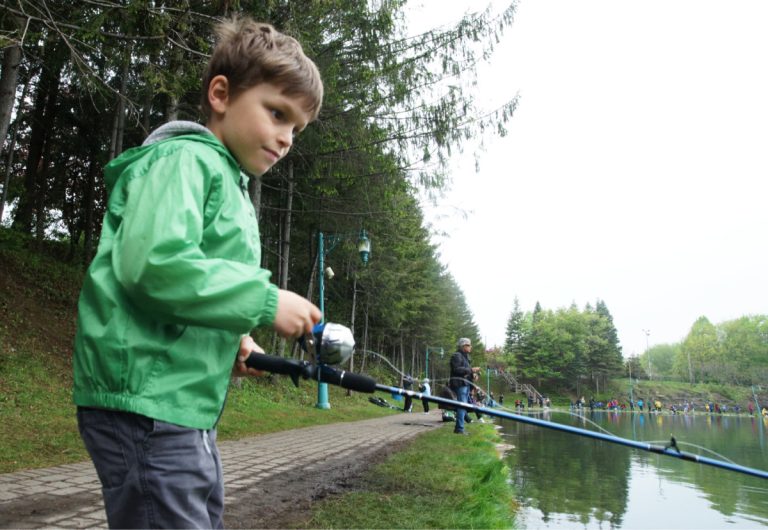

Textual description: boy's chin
[243,163,270,177]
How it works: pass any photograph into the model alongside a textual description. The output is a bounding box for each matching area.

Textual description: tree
[716,315,768,385]
[680,316,719,384]
[503,296,526,372]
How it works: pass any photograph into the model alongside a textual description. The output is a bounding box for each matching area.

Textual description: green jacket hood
[103,121,232,194]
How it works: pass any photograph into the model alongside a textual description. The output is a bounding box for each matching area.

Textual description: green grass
[295,424,517,529]
[0,342,86,472]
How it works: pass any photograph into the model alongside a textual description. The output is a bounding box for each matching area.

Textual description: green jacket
[73,122,278,429]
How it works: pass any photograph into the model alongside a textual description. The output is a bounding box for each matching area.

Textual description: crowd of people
[568,396,767,416]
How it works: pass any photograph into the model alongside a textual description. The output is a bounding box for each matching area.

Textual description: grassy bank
[294,423,517,529]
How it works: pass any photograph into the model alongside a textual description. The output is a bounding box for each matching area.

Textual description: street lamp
[642,329,651,381]
[425,347,444,381]
[316,229,371,409]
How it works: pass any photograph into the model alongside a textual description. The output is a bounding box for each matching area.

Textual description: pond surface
[498,410,768,529]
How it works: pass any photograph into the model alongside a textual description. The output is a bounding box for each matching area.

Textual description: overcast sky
[413,1,768,355]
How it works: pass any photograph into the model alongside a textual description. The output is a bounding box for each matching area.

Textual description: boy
[73,17,323,529]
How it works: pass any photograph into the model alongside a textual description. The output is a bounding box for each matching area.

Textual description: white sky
[413,1,768,355]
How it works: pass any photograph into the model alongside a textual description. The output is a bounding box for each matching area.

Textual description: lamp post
[316,229,371,409]
[642,329,651,381]
[425,347,444,382]
[486,367,491,401]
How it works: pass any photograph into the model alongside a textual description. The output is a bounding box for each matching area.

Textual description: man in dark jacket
[449,337,480,434]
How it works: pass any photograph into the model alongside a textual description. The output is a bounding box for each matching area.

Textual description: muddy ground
[226,439,406,528]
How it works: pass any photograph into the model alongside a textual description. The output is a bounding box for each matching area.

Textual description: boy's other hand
[274,290,322,337]
[233,335,266,377]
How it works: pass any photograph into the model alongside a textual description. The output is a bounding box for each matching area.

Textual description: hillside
[0,232,82,373]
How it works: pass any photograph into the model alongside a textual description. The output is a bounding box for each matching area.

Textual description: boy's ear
[208,75,230,114]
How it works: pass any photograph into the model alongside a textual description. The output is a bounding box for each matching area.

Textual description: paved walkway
[0,412,443,529]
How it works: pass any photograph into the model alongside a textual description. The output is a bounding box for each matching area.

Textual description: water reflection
[500,411,768,529]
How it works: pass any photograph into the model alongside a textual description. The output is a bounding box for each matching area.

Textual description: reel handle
[245,353,312,386]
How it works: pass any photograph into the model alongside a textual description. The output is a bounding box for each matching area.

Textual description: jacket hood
[103,120,231,193]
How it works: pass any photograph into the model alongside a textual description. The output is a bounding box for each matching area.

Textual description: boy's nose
[277,126,293,150]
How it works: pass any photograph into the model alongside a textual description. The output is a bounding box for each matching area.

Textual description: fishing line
[641,440,736,464]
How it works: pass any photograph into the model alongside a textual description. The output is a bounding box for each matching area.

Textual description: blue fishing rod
[246,323,768,481]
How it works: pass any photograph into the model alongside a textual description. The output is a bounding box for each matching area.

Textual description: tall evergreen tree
[503,296,525,372]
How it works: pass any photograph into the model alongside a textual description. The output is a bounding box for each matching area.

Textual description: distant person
[72,16,324,529]
[420,377,432,414]
[471,388,486,423]
[449,337,480,435]
[402,374,414,412]
[499,394,504,405]
[748,401,755,415]
[637,398,644,411]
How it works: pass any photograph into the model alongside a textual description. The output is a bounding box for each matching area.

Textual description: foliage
[0,1,519,374]
[639,314,768,386]
[502,298,623,394]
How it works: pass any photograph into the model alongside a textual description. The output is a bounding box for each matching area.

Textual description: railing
[497,371,543,405]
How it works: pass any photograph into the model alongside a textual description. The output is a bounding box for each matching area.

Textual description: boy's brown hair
[201,17,323,121]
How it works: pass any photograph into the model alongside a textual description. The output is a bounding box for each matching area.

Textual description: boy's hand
[274,290,322,337]
[233,335,266,377]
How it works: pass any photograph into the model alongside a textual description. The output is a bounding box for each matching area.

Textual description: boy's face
[207,77,311,176]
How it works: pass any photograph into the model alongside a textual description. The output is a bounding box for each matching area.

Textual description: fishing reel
[302,322,355,365]
[245,322,374,392]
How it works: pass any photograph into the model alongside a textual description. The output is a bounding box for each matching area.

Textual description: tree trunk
[0,79,28,224]
[346,272,358,396]
[277,165,294,356]
[109,54,130,161]
[248,174,262,220]
[0,33,22,158]
[13,36,64,233]
[360,298,369,372]
[81,154,100,265]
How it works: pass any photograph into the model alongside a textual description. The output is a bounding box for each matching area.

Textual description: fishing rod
[246,323,768,481]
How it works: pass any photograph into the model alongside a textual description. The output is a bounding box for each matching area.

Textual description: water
[497,409,768,529]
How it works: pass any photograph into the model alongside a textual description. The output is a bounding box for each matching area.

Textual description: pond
[497,409,768,529]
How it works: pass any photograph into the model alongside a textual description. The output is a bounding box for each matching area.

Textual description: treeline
[499,298,624,395]
[0,1,520,373]
[632,315,768,386]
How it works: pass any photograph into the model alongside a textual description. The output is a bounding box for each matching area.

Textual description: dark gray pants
[77,407,224,529]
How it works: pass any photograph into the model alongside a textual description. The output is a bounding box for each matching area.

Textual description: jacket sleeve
[111,145,277,333]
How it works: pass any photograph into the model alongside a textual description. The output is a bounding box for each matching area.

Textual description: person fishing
[72,16,323,529]
[449,337,481,435]
[402,373,414,412]
[420,377,432,414]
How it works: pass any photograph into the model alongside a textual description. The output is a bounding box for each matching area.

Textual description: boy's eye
[271,108,285,121]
